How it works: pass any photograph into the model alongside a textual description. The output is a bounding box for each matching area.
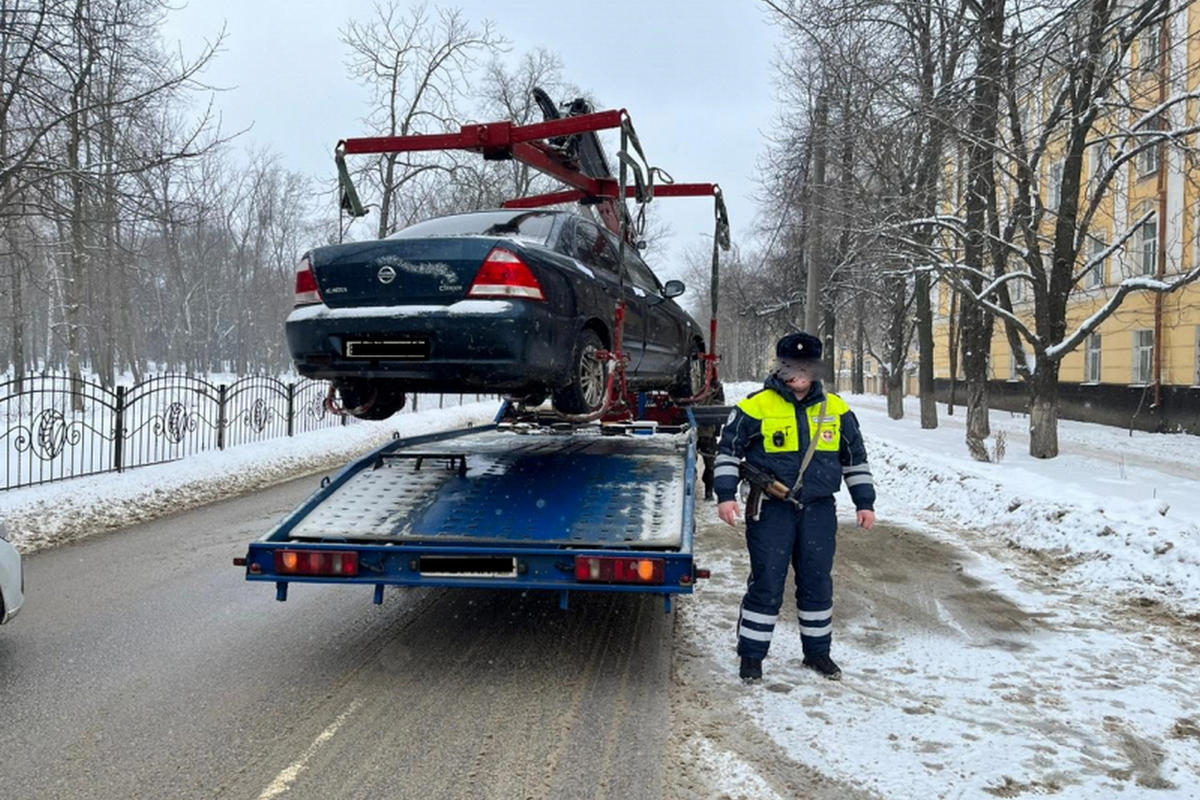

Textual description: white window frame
[1138,142,1159,176]
[1090,143,1111,190]
[1140,26,1161,76]
[1132,329,1154,385]
[1048,160,1063,210]
[1085,332,1102,383]
[1087,239,1106,288]
[1139,215,1157,275]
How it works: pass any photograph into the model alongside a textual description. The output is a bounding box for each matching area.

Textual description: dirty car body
[286,209,707,416]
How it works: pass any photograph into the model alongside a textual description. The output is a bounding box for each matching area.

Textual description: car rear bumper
[286,299,577,392]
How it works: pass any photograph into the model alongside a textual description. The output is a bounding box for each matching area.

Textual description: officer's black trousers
[736,496,836,660]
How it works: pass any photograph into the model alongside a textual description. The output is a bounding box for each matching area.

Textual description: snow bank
[0,403,497,553]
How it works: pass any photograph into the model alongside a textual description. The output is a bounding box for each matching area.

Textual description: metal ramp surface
[287,428,689,548]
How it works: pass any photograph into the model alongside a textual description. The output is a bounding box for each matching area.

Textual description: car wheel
[334,379,407,421]
[552,329,608,414]
[670,340,706,398]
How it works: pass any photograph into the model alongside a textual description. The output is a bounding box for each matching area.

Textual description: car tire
[334,379,407,421]
[670,340,706,398]
[552,329,608,414]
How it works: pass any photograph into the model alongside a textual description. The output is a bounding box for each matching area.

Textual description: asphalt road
[0,474,674,800]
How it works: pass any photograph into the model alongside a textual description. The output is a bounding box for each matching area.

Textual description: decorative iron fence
[0,374,487,491]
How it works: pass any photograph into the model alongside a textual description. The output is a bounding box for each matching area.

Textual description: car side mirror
[662,280,685,299]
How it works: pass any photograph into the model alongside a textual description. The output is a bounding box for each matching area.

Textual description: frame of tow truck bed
[236,414,708,612]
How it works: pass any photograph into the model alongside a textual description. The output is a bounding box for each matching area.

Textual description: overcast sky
[160,0,782,280]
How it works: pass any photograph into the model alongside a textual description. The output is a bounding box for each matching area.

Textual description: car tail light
[574,556,665,585]
[467,247,546,301]
[294,256,323,306]
[274,549,359,577]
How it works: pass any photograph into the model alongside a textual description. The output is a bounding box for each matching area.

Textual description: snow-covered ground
[0,402,498,552]
[670,383,1200,799]
[3,386,1199,797]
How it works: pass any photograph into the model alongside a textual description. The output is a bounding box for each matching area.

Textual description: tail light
[274,549,359,577]
[467,247,546,300]
[574,556,665,585]
[294,255,323,306]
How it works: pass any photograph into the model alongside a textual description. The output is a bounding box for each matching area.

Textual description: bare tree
[341,1,504,238]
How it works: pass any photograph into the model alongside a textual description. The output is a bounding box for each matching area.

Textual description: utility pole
[804,89,829,335]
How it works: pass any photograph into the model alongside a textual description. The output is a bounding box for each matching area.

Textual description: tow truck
[236,91,732,610]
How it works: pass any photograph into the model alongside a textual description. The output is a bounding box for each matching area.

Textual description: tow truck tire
[670,341,706,398]
[553,329,607,414]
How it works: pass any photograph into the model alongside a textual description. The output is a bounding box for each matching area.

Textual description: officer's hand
[856,509,876,530]
[717,500,740,526]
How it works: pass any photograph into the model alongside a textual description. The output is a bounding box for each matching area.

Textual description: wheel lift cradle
[235,405,729,611]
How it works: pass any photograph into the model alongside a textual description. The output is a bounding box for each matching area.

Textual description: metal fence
[0,374,487,491]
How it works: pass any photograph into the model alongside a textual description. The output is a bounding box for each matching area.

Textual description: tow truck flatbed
[237,417,704,610]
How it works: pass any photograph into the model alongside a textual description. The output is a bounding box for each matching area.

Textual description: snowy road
[0,474,675,800]
[671,503,1200,798]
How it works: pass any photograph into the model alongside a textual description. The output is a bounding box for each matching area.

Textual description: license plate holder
[418,556,517,578]
[344,337,431,359]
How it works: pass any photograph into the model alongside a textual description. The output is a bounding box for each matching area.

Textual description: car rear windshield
[389,211,557,244]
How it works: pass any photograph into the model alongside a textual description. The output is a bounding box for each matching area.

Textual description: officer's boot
[802,653,842,681]
[739,657,763,683]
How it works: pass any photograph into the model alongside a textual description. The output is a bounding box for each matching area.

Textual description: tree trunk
[916,271,937,428]
[961,0,1005,449]
[1028,356,1060,458]
[804,90,828,334]
[852,301,864,394]
[886,372,904,419]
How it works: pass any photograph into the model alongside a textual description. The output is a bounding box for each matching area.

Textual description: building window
[1087,238,1106,288]
[1138,215,1157,275]
[1085,333,1102,383]
[1010,274,1024,302]
[1138,138,1160,176]
[1048,161,1063,210]
[1133,329,1154,385]
[1090,143,1111,189]
[1140,26,1161,75]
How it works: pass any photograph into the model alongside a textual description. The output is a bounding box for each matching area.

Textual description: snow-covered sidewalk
[0,402,498,552]
[842,388,1200,617]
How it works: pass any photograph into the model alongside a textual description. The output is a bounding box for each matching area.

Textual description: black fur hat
[775,332,822,361]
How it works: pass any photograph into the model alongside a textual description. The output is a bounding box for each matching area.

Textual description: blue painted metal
[242,418,700,605]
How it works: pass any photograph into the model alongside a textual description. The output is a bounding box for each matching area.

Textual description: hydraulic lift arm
[333,92,731,416]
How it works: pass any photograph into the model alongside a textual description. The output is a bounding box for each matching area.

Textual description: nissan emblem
[377,265,397,284]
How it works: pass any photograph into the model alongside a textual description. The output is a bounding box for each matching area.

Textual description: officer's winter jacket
[713,376,875,510]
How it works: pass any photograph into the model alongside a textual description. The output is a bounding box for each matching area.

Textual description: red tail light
[274,549,359,577]
[574,556,665,585]
[467,247,546,301]
[294,256,323,306]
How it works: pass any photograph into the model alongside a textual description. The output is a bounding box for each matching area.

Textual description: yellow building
[928,6,1200,430]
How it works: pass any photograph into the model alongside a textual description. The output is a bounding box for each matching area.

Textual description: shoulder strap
[790,398,827,498]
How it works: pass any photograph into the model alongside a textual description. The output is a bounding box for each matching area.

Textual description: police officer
[714,332,876,683]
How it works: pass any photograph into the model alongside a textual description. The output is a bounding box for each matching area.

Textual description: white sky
[160,0,781,281]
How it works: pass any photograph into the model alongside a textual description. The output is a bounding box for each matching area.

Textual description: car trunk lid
[310,237,508,307]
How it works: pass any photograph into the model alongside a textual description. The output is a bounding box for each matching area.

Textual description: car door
[623,250,687,378]
[572,220,646,371]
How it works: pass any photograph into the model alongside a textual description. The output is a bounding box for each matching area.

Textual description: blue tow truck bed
[238,418,704,611]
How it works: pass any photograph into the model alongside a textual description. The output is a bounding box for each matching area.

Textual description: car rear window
[389,211,557,244]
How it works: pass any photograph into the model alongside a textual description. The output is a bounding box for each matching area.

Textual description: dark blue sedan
[286,209,708,417]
